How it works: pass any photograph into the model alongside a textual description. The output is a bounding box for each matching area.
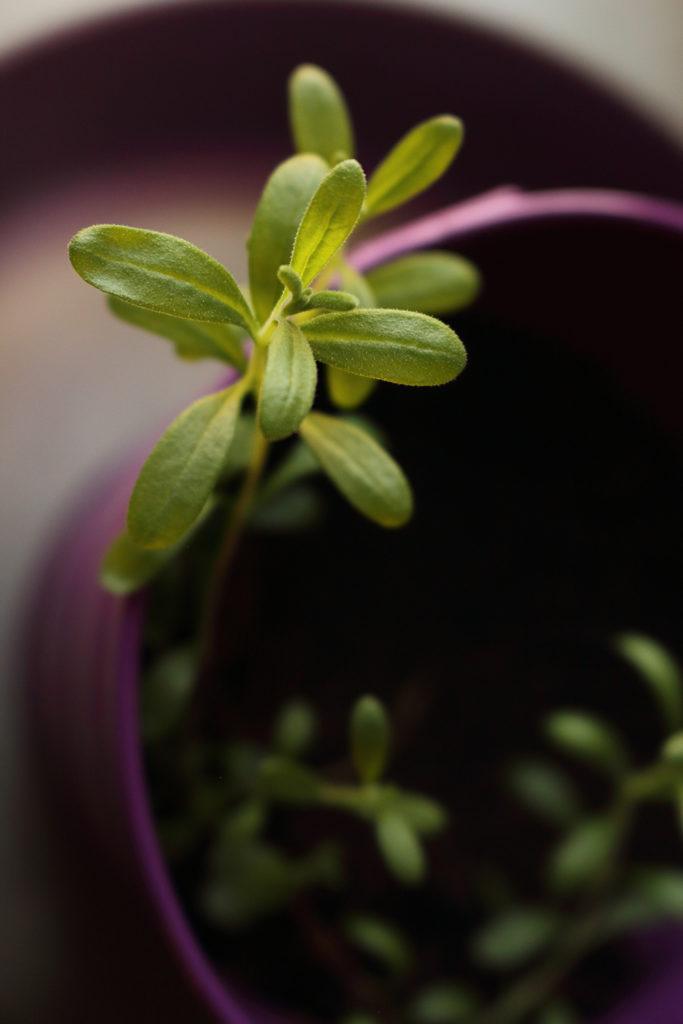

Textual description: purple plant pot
[11,2,683,1022]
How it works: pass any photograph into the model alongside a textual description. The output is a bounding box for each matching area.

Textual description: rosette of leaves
[69,64,479,595]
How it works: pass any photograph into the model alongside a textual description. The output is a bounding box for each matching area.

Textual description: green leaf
[247,154,329,323]
[409,983,480,1024]
[273,699,317,757]
[366,252,481,315]
[376,812,425,885]
[365,116,463,218]
[302,308,467,386]
[507,759,582,828]
[662,731,683,764]
[258,320,317,440]
[128,385,243,549]
[543,710,629,779]
[290,159,366,287]
[623,866,683,918]
[470,908,560,971]
[299,413,413,527]
[394,792,449,835]
[141,645,196,741]
[327,367,377,409]
[340,263,376,309]
[69,224,257,334]
[289,64,354,165]
[107,295,247,368]
[307,290,359,312]
[613,633,683,733]
[350,695,391,783]
[536,1000,580,1024]
[546,815,619,894]
[220,801,267,842]
[250,485,323,532]
[100,526,185,595]
[259,755,321,804]
[256,441,321,506]
[342,913,413,974]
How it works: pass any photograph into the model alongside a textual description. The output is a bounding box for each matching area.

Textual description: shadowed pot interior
[10,1,683,1022]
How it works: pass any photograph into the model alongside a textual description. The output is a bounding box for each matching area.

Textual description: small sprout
[662,731,683,764]
[507,759,582,828]
[546,815,619,894]
[470,908,561,971]
[350,695,391,783]
[342,913,414,974]
[376,811,425,886]
[259,754,321,804]
[543,710,629,780]
[273,699,317,757]
[613,633,683,733]
[409,982,480,1024]
[307,289,360,312]
[140,645,197,742]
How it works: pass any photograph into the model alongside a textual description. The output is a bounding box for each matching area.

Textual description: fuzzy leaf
[290,159,365,287]
[248,155,329,323]
[326,267,378,408]
[273,700,317,758]
[289,64,354,165]
[299,412,413,527]
[507,759,582,828]
[365,116,463,217]
[410,983,479,1024]
[303,308,466,386]
[366,251,481,315]
[342,914,413,974]
[471,908,560,971]
[350,695,391,783]
[69,225,256,334]
[546,815,619,894]
[376,812,425,885]
[613,633,683,733]
[107,296,247,368]
[259,320,317,440]
[128,385,243,549]
[544,710,629,779]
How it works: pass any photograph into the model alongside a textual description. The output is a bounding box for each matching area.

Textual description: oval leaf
[366,252,481,315]
[290,159,366,287]
[100,521,202,595]
[350,695,391,783]
[376,812,425,885]
[128,386,243,549]
[470,908,560,971]
[273,700,317,758]
[299,412,413,527]
[327,366,377,409]
[543,710,629,779]
[342,914,413,974]
[69,225,256,334]
[303,308,466,386]
[107,296,247,368]
[546,815,619,894]
[365,116,463,217]
[507,759,582,828]
[613,633,683,733]
[289,64,354,165]
[248,155,329,323]
[258,320,317,440]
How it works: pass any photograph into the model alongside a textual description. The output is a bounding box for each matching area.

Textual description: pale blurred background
[1,1,681,1021]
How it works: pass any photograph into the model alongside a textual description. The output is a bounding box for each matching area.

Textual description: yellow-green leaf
[376,812,425,885]
[613,633,683,733]
[290,159,366,287]
[365,116,463,217]
[544,710,630,780]
[107,296,247,369]
[366,251,481,315]
[302,308,466,386]
[289,64,354,165]
[247,154,328,323]
[350,695,391,783]
[299,413,413,527]
[327,367,377,409]
[128,385,243,549]
[69,225,257,334]
[258,320,317,441]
